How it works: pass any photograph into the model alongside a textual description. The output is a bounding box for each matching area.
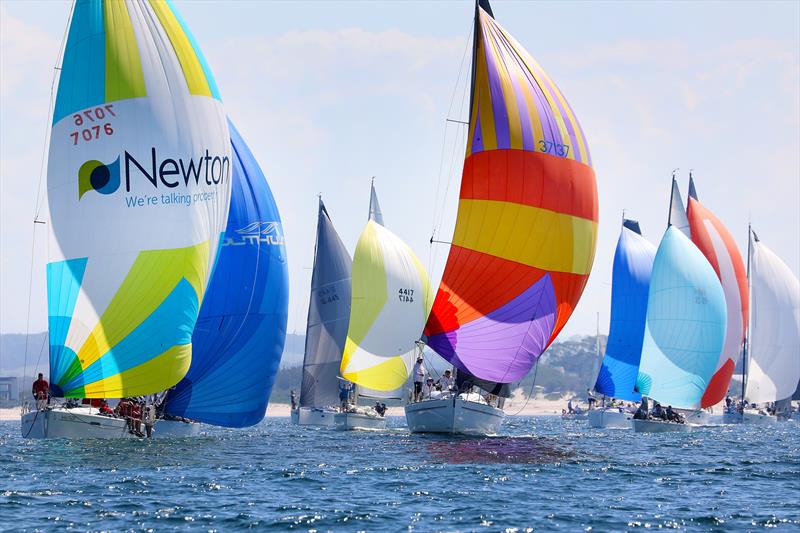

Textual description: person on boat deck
[437,370,454,391]
[143,403,156,438]
[412,357,426,402]
[131,400,143,434]
[338,381,352,411]
[116,398,134,430]
[32,373,49,409]
[567,399,575,414]
[290,390,298,410]
[586,389,597,410]
[422,377,436,399]
[374,401,387,417]
[98,400,114,417]
[653,402,667,420]
[633,398,649,420]
[666,405,678,422]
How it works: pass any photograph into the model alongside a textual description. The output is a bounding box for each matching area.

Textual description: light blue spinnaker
[635,226,727,409]
[594,219,656,401]
[164,120,289,427]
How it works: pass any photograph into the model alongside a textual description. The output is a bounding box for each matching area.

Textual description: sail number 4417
[68,105,116,145]
[398,288,415,303]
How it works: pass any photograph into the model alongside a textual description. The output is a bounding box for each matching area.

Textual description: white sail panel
[746,238,800,403]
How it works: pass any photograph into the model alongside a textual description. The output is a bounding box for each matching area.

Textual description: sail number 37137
[68,105,115,145]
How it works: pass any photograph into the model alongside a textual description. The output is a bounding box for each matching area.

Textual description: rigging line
[23,0,74,385]
[507,360,540,417]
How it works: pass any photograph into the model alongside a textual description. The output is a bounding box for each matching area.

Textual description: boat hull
[333,411,386,431]
[153,419,201,438]
[404,398,505,435]
[743,410,777,425]
[632,418,691,433]
[587,408,631,429]
[21,408,133,439]
[295,407,336,427]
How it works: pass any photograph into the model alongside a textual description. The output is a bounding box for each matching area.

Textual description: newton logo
[78,157,120,199]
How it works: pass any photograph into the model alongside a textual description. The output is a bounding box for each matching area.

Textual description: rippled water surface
[1,416,798,531]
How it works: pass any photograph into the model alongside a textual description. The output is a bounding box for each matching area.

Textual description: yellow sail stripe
[104,0,146,102]
[475,35,498,152]
[453,199,597,275]
[148,0,211,97]
[341,348,410,391]
[82,344,191,398]
[76,240,210,371]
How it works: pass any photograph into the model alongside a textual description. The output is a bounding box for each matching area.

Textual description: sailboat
[292,198,352,426]
[589,218,656,429]
[735,229,800,424]
[336,181,432,430]
[684,175,748,424]
[22,0,231,438]
[632,178,727,433]
[406,0,598,435]
[160,120,288,432]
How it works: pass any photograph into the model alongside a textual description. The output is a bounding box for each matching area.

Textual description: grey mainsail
[300,199,353,409]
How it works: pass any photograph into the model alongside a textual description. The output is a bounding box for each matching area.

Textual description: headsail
[368,179,384,225]
[686,176,748,408]
[163,120,288,427]
[636,227,727,409]
[300,199,352,409]
[668,177,690,238]
[340,186,432,391]
[424,2,598,383]
[745,232,800,404]
[594,219,656,401]
[47,0,230,398]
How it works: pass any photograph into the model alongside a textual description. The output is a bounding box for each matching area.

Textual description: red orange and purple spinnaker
[424,5,598,383]
[686,178,749,408]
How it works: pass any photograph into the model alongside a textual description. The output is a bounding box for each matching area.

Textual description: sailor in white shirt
[437,369,454,392]
[412,357,426,401]
[422,377,436,399]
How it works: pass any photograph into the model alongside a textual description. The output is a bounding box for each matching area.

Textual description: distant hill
[1,332,606,405]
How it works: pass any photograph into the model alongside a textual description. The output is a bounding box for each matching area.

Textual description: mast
[741,224,752,406]
[299,196,324,407]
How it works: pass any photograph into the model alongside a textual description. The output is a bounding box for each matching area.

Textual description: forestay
[746,234,800,404]
[47,0,230,398]
[686,177,748,408]
[424,2,598,383]
[300,199,352,409]
[164,121,288,427]
[594,219,656,401]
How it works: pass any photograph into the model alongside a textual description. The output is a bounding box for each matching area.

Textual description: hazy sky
[1,0,798,342]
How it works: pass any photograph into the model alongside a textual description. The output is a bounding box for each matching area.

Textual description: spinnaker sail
[594,219,656,401]
[340,184,432,392]
[300,199,352,409]
[745,231,800,404]
[47,0,230,398]
[424,2,598,383]
[636,224,727,409]
[163,120,288,427]
[686,176,748,408]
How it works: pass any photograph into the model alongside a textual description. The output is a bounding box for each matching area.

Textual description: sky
[1,0,798,343]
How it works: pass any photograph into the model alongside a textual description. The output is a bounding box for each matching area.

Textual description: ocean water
[1,416,798,532]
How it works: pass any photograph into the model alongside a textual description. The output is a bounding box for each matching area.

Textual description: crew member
[290,390,298,410]
[339,380,352,411]
[412,357,426,402]
[437,370,454,391]
[31,373,49,410]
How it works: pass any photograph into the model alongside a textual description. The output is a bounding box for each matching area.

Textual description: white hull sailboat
[334,410,386,431]
[405,396,504,435]
[587,408,632,429]
[21,407,199,439]
[632,418,691,433]
[293,407,336,427]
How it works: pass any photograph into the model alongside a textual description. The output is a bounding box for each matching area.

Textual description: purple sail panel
[427,274,557,382]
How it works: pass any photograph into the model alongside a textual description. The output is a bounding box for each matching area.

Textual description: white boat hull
[587,408,632,429]
[632,418,691,433]
[334,411,386,431]
[404,398,505,435]
[21,407,133,439]
[153,418,201,437]
[295,407,336,426]
[743,409,777,425]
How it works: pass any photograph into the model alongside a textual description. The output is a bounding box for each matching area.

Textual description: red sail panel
[687,195,749,407]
